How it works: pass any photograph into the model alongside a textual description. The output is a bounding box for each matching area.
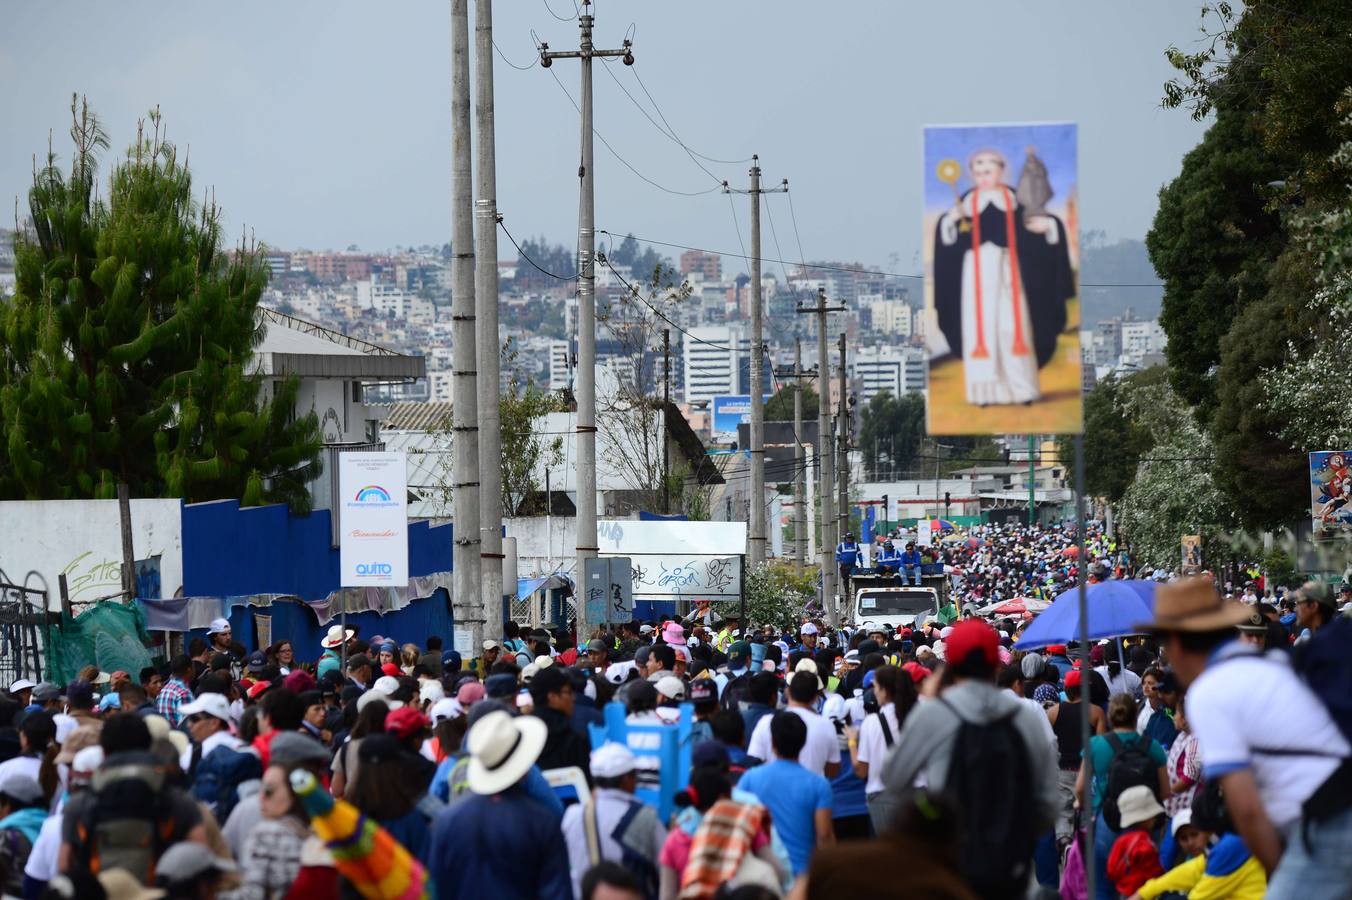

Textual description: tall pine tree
[0,97,322,510]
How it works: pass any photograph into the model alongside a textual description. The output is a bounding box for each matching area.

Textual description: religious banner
[1309,451,1352,539]
[1180,535,1202,575]
[923,122,1082,435]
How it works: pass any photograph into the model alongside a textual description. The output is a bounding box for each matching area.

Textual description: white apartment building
[853,345,927,403]
[1122,320,1167,357]
[549,339,572,391]
[682,325,747,407]
[868,299,913,337]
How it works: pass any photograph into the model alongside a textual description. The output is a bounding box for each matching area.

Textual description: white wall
[506,516,578,580]
[0,499,184,609]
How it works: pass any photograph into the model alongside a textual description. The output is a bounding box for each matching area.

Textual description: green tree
[501,378,565,515]
[0,99,322,510]
[1058,371,1157,504]
[1145,105,1289,415]
[859,392,925,478]
[764,384,817,421]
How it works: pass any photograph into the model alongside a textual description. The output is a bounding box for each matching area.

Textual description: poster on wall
[339,451,409,587]
[923,122,1082,435]
[1180,535,1202,575]
[1309,451,1352,539]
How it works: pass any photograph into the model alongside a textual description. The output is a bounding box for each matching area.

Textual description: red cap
[1045,644,1067,656]
[945,620,1000,668]
[900,627,913,638]
[246,680,273,700]
[381,662,402,678]
[384,706,430,739]
[1064,669,1082,689]
[901,662,928,684]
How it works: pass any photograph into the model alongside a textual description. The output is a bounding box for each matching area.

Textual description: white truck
[852,579,942,632]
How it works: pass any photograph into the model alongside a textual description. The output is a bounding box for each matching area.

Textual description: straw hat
[321,625,355,649]
[465,710,547,795]
[1135,577,1250,632]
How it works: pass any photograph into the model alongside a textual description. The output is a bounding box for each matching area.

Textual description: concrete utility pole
[797,288,846,625]
[474,0,504,641]
[724,160,786,567]
[793,340,806,574]
[451,0,483,648]
[540,1,632,640]
[662,327,671,514]
[837,332,849,603]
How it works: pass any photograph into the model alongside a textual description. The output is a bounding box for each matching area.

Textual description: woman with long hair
[348,732,441,868]
[329,699,387,800]
[267,641,295,675]
[239,758,338,899]
[400,643,420,675]
[845,664,918,834]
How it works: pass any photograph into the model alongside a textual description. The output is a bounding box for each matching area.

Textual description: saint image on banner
[923,123,1082,435]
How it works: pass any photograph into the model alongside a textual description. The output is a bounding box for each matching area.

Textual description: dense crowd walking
[0,523,1348,899]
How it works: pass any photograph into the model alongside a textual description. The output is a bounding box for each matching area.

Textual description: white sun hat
[465,710,547,795]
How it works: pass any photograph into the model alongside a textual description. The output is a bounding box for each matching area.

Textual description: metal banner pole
[1075,433,1096,900]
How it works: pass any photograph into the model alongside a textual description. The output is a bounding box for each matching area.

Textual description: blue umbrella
[1014,580,1156,650]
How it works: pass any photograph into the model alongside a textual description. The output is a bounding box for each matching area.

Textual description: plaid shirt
[156,677,193,726]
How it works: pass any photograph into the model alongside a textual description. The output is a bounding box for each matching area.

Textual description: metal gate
[0,583,47,684]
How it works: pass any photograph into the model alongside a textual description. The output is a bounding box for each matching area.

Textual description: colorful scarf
[678,799,766,900]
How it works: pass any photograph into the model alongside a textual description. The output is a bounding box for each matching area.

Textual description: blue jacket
[428,785,572,900]
[836,542,862,566]
[900,550,923,568]
[876,547,900,566]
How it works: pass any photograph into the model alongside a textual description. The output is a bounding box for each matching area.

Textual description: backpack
[1101,733,1158,831]
[719,671,752,713]
[1293,615,1352,744]
[191,744,262,824]
[74,752,177,884]
[0,827,33,898]
[940,699,1037,897]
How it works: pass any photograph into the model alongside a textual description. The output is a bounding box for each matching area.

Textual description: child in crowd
[1106,786,1165,897]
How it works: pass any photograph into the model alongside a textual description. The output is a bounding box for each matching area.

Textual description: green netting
[43,601,153,686]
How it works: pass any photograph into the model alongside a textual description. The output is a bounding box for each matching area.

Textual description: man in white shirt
[176,693,246,773]
[1140,577,1352,897]
[747,670,840,779]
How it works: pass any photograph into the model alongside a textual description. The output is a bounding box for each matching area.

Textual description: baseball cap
[8,679,35,694]
[944,620,999,668]
[246,651,267,671]
[691,740,731,770]
[655,676,686,701]
[207,618,231,635]
[800,622,819,636]
[482,640,501,652]
[590,742,638,778]
[385,706,430,740]
[1064,669,1083,689]
[688,679,717,705]
[727,640,751,664]
[586,638,609,653]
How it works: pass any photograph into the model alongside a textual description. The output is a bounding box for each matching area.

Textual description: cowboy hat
[1134,577,1251,633]
[321,624,356,649]
[465,710,547,795]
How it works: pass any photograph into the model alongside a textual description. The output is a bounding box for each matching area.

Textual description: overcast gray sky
[1,1,1208,273]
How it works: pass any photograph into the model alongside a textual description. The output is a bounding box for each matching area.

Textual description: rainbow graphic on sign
[354,485,392,503]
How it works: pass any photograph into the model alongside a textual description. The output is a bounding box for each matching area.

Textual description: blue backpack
[191,745,262,823]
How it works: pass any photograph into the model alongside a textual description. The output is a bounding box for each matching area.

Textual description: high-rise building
[549,339,572,391]
[682,325,747,407]
[679,250,722,282]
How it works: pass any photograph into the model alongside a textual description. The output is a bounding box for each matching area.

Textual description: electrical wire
[596,229,1166,288]
[546,67,723,197]
[785,189,811,275]
[629,64,753,166]
[598,58,727,187]
[599,254,738,352]
[499,219,579,280]
[493,39,538,71]
[541,0,578,22]
[725,193,750,263]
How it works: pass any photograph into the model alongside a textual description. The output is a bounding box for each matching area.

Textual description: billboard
[711,394,772,440]
[338,451,409,586]
[1310,451,1352,539]
[597,519,744,601]
[923,122,1082,435]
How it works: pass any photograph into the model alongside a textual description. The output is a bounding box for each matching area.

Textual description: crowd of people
[0,542,1347,899]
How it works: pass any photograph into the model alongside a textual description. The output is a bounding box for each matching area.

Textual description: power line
[545,67,723,197]
[540,0,578,22]
[598,253,738,352]
[499,219,579,280]
[493,39,538,71]
[597,58,729,187]
[596,228,1167,288]
[629,64,753,166]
